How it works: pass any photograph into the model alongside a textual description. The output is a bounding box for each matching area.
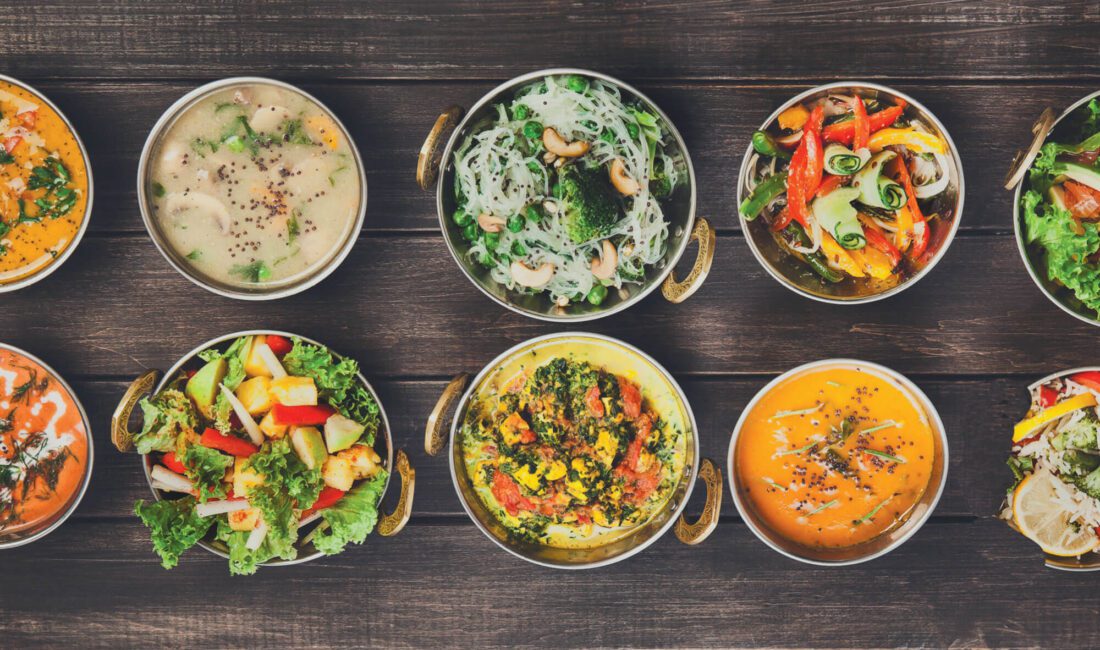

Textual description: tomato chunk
[270,403,335,426]
[266,334,293,356]
[584,384,605,419]
[618,377,642,419]
[491,471,535,517]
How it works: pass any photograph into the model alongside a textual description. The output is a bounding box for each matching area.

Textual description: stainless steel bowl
[727,358,949,565]
[737,82,965,304]
[417,68,715,321]
[110,330,413,567]
[0,75,94,293]
[0,343,94,549]
[1008,90,1100,327]
[424,332,722,568]
[137,78,367,301]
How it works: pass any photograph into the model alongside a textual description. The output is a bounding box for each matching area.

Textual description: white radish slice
[220,383,264,445]
[151,479,190,494]
[195,498,251,518]
[301,520,330,546]
[255,343,287,379]
[151,465,194,493]
[299,511,324,527]
[246,519,268,551]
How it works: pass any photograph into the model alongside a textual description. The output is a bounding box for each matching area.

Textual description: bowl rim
[446,331,701,568]
[433,67,698,322]
[725,358,949,566]
[735,81,965,305]
[136,329,393,567]
[0,74,95,294]
[0,342,95,549]
[1012,88,1100,328]
[136,76,368,301]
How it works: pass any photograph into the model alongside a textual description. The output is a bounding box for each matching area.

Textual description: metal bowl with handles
[727,359,949,565]
[416,68,715,322]
[424,332,722,568]
[736,82,964,304]
[1006,90,1100,327]
[110,330,413,567]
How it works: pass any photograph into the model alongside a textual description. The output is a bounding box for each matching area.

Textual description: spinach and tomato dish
[131,334,387,575]
[460,357,685,547]
[740,91,956,295]
[449,74,685,309]
[1020,97,1100,318]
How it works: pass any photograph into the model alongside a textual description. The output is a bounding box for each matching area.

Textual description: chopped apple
[228,507,261,532]
[269,376,317,406]
[235,376,274,416]
[259,411,288,439]
[322,455,355,491]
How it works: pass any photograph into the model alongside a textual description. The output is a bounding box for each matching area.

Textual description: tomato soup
[0,80,90,286]
[735,365,935,548]
[0,348,89,536]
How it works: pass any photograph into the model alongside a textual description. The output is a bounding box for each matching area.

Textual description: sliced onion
[775,130,803,146]
[255,343,287,379]
[195,498,250,518]
[220,383,264,445]
[245,519,268,551]
[151,465,194,493]
[914,153,951,199]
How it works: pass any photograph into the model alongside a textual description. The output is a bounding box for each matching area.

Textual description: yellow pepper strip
[894,205,914,252]
[867,128,946,154]
[1013,392,1098,442]
[778,105,810,131]
[819,232,865,277]
[848,245,894,279]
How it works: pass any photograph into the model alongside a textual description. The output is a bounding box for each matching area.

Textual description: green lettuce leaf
[133,389,197,454]
[313,469,388,556]
[215,519,283,576]
[237,438,323,567]
[134,496,213,569]
[282,338,380,445]
[180,443,233,502]
[1022,189,1100,316]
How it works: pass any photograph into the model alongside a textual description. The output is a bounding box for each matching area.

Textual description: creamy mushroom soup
[147,83,361,289]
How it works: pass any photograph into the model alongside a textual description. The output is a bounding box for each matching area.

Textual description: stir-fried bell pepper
[852,96,870,151]
[302,486,346,519]
[751,130,791,160]
[815,174,846,198]
[1013,392,1098,442]
[786,144,811,229]
[848,244,895,279]
[858,215,902,267]
[782,223,842,283]
[894,205,914,253]
[823,105,904,146]
[890,156,930,259]
[270,403,336,426]
[1039,385,1059,408]
[740,170,789,221]
[162,451,188,475]
[778,104,810,131]
[820,232,865,278]
[868,128,946,155]
[1071,371,1100,393]
[771,205,793,232]
[803,106,826,196]
[200,427,259,458]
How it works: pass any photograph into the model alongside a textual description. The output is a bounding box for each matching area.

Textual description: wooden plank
[0,518,1089,648]
[5,1,1099,82]
[2,234,1093,380]
[34,80,1098,235]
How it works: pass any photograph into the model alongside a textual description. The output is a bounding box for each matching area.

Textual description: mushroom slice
[510,261,555,288]
[542,127,590,158]
[590,240,618,280]
[164,191,231,234]
[609,159,641,196]
[477,213,506,233]
[248,105,293,133]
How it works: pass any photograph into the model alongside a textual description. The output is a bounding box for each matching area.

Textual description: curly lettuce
[134,496,213,569]
[1022,189,1100,315]
[133,389,196,454]
[312,469,388,555]
[180,444,233,502]
[282,338,380,445]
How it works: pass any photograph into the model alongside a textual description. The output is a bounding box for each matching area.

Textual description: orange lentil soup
[736,366,935,548]
[0,80,89,286]
[0,349,88,535]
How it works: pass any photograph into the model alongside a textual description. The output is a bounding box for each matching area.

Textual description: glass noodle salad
[740,91,955,294]
[450,74,684,308]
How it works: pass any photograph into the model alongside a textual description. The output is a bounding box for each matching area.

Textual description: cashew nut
[542,127,590,158]
[589,240,618,280]
[510,260,555,288]
[609,159,640,196]
[477,213,505,233]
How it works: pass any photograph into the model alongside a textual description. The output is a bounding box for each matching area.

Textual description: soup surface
[736,365,935,548]
[0,80,89,286]
[0,348,88,536]
[148,83,361,289]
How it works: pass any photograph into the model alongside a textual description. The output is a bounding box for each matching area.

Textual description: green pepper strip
[740,171,789,220]
[783,223,843,283]
[751,130,791,161]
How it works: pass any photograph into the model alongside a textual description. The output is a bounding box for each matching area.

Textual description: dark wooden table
[2,1,1099,647]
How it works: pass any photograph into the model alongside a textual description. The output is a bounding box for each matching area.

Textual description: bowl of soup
[0,76,93,292]
[727,359,947,565]
[138,78,366,300]
[0,343,93,549]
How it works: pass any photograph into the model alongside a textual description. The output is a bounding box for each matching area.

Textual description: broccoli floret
[1061,450,1100,477]
[558,164,624,244]
[1061,413,1100,451]
[1074,465,1100,500]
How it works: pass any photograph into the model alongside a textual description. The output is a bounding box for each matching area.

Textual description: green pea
[626,122,640,139]
[586,284,608,306]
[477,250,494,267]
[513,104,529,120]
[506,214,524,233]
[525,205,541,223]
[452,208,471,227]
[523,121,544,139]
[224,135,246,153]
[484,231,501,250]
[527,160,542,173]
[498,253,511,265]
[462,222,478,241]
[566,75,589,93]
[511,240,526,256]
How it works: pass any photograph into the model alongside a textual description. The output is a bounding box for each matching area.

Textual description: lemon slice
[1013,469,1100,557]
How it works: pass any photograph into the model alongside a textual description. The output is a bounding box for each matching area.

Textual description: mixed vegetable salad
[1003,371,1100,558]
[132,334,387,575]
[740,90,955,294]
[1020,97,1100,318]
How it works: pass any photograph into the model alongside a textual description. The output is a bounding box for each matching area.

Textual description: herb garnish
[152,181,166,198]
[859,420,901,435]
[863,449,906,464]
[186,249,202,261]
[0,148,13,165]
[280,119,313,145]
[775,441,817,457]
[772,402,823,419]
[761,477,787,492]
[22,157,78,220]
[287,209,301,243]
[229,260,272,283]
[856,496,895,525]
[807,499,838,516]
[221,115,272,155]
[190,137,219,157]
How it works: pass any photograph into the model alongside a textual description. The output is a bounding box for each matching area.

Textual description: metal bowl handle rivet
[378,450,415,537]
[416,106,465,191]
[1004,107,1056,191]
[425,373,470,456]
[674,458,722,545]
[662,217,716,304]
[110,369,161,453]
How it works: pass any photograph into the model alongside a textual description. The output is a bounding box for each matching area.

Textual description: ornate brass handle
[424,373,470,456]
[416,106,465,191]
[378,450,415,537]
[1004,107,1056,190]
[674,458,722,545]
[662,217,716,304]
[110,369,161,453]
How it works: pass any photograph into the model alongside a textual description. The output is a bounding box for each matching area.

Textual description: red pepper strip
[803,106,825,197]
[852,97,870,150]
[785,138,811,229]
[822,105,905,146]
[200,428,259,458]
[861,222,902,267]
[891,155,930,259]
[270,403,336,426]
[302,486,346,519]
[162,451,188,474]
[815,174,845,198]
[265,334,293,356]
[770,206,793,232]
[1070,372,1100,393]
[1039,385,1059,408]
